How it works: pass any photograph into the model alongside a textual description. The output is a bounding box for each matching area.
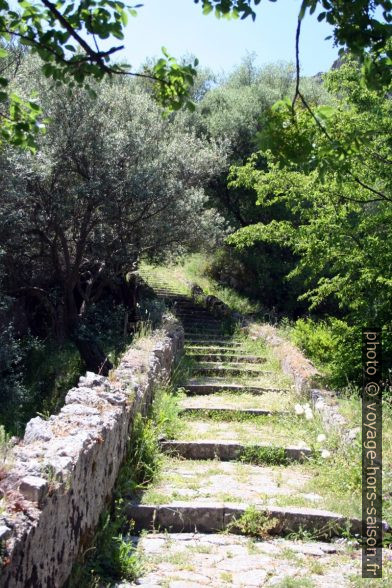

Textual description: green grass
[0,425,12,473]
[239,445,290,466]
[227,506,279,538]
[66,503,142,587]
[275,578,315,588]
[139,254,261,315]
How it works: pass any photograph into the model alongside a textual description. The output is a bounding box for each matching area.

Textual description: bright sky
[121,0,338,76]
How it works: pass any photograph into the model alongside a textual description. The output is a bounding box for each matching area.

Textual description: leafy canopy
[0,0,390,148]
[228,58,392,326]
[0,0,198,148]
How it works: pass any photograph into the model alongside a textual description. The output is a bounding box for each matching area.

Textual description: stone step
[129,458,358,524]
[185,332,227,338]
[186,353,264,363]
[180,406,288,417]
[179,316,219,322]
[123,532,362,587]
[159,440,311,462]
[180,314,221,320]
[176,310,216,316]
[126,502,362,538]
[175,304,212,309]
[192,364,272,376]
[184,325,223,330]
[184,381,288,394]
[166,417,305,447]
[182,320,222,327]
[155,292,189,299]
[184,335,236,343]
[180,391,294,412]
[185,340,243,348]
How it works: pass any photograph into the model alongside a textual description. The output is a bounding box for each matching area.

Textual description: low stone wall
[0,316,184,588]
[247,323,358,442]
[247,323,320,394]
[189,283,241,322]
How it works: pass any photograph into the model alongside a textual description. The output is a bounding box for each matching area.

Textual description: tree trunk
[73,337,113,376]
[65,281,113,376]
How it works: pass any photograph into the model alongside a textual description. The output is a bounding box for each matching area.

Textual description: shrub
[290,317,361,388]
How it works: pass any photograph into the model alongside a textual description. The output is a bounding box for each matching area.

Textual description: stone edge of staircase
[125,501,365,538]
[0,314,184,588]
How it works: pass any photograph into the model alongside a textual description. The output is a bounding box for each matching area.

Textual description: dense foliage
[1,1,391,430]
[188,57,329,315]
[0,0,390,148]
[0,53,229,430]
[227,58,392,384]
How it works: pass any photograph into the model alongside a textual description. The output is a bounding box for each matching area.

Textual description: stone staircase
[122,274,365,586]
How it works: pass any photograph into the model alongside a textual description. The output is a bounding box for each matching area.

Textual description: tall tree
[0,57,227,372]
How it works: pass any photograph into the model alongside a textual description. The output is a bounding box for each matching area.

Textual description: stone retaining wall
[247,323,358,442]
[0,316,184,588]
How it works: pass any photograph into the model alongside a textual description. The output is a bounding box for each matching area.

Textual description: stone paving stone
[173,419,310,447]
[139,457,316,508]
[126,533,365,587]
[180,392,295,411]
[159,440,312,461]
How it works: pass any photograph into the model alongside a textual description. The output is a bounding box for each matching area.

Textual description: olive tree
[0,57,227,372]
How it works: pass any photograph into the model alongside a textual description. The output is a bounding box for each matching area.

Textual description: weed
[67,503,142,587]
[117,414,161,495]
[239,445,289,466]
[132,320,153,342]
[227,506,279,538]
[0,425,12,476]
[308,560,325,575]
[246,538,259,554]
[276,578,315,588]
[41,464,61,494]
[279,547,302,562]
[189,543,213,554]
[151,388,184,440]
[286,520,344,542]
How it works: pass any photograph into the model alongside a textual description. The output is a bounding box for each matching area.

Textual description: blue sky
[121,0,338,76]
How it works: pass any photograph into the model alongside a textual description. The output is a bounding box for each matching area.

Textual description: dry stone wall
[247,323,359,442]
[0,316,184,588]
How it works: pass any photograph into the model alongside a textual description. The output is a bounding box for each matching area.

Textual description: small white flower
[304,408,313,420]
[317,434,326,443]
[295,404,304,415]
[321,449,331,459]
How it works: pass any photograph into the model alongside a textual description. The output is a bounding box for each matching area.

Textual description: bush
[290,317,362,388]
[0,320,28,435]
[22,340,82,422]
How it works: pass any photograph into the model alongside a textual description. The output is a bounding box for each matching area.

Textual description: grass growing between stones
[140,457,320,507]
[175,410,324,448]
[239,445,290,466]
[66,504,142,588]
[227,506,279,538]
[0,425,13,478]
